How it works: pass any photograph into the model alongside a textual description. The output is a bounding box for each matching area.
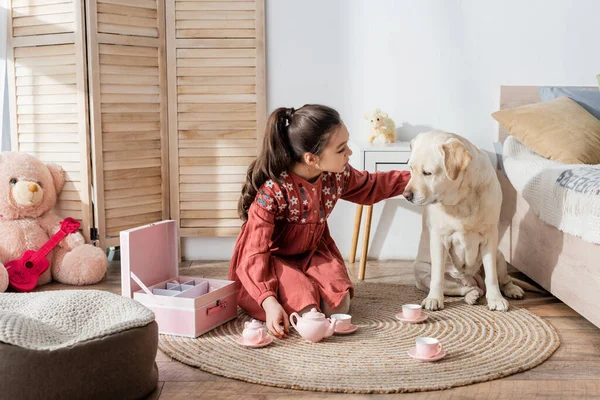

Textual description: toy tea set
[120,220,444,362]
[239,303,445,363]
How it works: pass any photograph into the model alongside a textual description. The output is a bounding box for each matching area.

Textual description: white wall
[182,0,600,260]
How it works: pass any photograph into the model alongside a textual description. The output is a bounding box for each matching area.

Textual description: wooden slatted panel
[96,0,159,38]
[175,1,256,39]
[168,0,266,237]
[88,0,169,247]
[7,1,94,241]
[11,0,76,37]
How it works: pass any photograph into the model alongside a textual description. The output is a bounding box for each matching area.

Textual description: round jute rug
[158,282,560,394]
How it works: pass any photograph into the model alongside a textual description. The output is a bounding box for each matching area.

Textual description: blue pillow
[539,86,600,120]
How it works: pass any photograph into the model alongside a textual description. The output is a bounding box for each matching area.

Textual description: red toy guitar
[6,217,80,292]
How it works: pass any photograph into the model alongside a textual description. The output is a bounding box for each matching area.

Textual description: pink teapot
[289,308,338,343]
[242,319,268,344]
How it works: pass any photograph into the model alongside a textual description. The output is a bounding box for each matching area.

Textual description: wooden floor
[42,259,600,400]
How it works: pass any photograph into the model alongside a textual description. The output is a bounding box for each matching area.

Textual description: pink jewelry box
[120,220,238,337]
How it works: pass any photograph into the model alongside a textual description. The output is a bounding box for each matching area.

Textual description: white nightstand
[347,141,412,280]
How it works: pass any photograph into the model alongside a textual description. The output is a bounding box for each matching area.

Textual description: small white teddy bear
[364,109,396,144]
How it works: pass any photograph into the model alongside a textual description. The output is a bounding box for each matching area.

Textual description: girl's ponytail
[238,107,296,221]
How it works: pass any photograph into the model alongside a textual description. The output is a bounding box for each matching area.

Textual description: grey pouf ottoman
[0,290,158,400]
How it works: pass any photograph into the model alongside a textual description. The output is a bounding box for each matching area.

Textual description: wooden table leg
[358,205,373,281]
[349,204,363,263]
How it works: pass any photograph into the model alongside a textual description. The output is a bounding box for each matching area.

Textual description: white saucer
[395,313,429,324]
[334,323,358,335]
[237,335,274,348]
[407,347,446,362]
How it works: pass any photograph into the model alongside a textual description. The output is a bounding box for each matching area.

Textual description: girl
[229,105,411,337]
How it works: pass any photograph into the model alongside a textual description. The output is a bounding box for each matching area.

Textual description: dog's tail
[510,277,546,294]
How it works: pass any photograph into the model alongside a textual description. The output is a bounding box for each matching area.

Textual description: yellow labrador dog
[403,130,532,311]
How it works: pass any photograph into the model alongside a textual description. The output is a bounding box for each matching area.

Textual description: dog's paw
[501,282,524,299]
[464,288,483,305]
[487,295,509,311]
[422,296,445,311]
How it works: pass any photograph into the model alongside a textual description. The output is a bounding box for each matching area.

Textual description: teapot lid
[246,319,263,329]
[303,307,325,320]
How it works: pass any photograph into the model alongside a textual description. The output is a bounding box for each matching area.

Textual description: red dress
[229,163,411,320]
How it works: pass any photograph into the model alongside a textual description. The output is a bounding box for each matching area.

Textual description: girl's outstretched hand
[261,296,290,338]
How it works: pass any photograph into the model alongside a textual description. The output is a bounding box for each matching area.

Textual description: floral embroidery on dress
[311,164,355,221]
[299,186,310,224]
[341,164,352,193]
[256,189,270,208]
[255,182,286,220]
[254,167,352,224]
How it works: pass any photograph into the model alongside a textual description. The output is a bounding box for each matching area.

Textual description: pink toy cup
[402,304,422,320]
[330,313,352,330]
[415,337,443,358]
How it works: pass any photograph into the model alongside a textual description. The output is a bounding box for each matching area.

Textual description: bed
[496,86,600,329]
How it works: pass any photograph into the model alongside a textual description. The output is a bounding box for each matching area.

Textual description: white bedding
[503,136,600,244]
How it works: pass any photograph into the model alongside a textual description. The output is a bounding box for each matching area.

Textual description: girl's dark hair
[238,104,342,221]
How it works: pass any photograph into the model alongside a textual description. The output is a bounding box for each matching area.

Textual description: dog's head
[403,130,472,206]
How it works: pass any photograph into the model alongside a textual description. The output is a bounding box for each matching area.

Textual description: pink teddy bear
[0,152,107,292]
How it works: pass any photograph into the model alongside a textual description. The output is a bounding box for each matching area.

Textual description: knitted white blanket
[0,290,155,351]
[503,136,600,244]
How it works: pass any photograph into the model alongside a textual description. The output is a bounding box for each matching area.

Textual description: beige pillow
[492,96,600,164]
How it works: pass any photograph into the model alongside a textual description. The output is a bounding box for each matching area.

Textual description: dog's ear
[439,139,472,181]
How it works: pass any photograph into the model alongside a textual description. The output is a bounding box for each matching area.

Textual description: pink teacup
[402,304,422,321]
[415,337,443,358]
[330,313,352,331]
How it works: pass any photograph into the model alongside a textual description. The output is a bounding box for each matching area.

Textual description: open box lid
[120,220,178,298]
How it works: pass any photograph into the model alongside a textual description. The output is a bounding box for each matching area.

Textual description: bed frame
[497,86,600,329]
